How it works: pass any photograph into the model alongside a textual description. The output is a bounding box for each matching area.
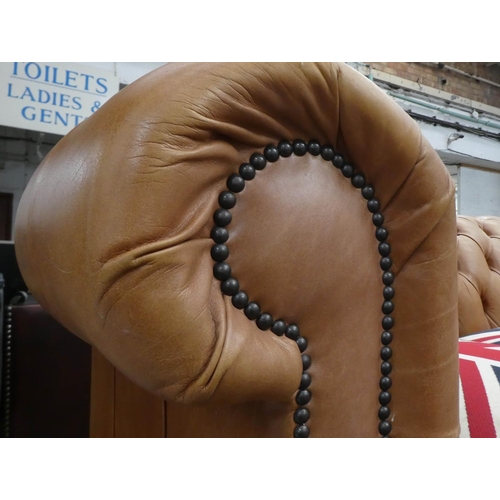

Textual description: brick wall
[367,62,500,108]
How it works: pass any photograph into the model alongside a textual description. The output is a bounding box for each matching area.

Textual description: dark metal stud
[271,320,286,336]
[383,272,394,286]
[278,140,293,157]
[292,139,307,156]
[381,346,393,361]
[307,140,321,156]
[300,372,311,390]
[256,313,273,331]
[381,361,392,375]
[221,278,239,296]
[378,242,391,257]
[383,286,395,300]
[226,174,245,193]
[294,425,310,438]
[379,420,392,436]
[379,391,392,405]
[378,406,390,420]
[332,154,344,168]
[321,144,334,161]
[285,324,300,341]
[341,164,354,178]
[296,337,308,353]
[213,262,231,281]
[372,213,384,227]
[210,226,229,244]
[231,291,249,310]
[211,244,229,262]
[381,331,393,345]
[301,354,311,370]
[375,227,388,242]
[250,153,267,170]
[244,302,261,320]
[382,301,394,314]
[213,208,232,227]
[293,407,310,424]
[380,376,392,391]
[264,144,280,162]
[380,257,392,271]
[239,163,256,180]
[296,390,312,406]
[361,184,374,200]
[218,191,236,209]
[367,198,380,213]
[351,173,365,188]
[382,316,394,330]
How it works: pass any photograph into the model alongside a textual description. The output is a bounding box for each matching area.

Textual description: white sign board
[0,62,120,135]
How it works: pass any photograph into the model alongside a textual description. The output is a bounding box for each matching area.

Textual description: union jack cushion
[459,328,500,438]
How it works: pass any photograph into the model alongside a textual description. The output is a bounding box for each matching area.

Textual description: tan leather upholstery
[14,62,459,437]
[458,216,500,337]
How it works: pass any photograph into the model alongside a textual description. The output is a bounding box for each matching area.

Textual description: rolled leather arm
[15,63,459,436]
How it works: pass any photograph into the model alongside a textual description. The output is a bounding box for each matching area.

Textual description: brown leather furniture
[14,62,459,437]
[458,215,500,337]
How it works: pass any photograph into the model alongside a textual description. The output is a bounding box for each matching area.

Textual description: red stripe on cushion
[459,342,500,363]
[460,358,497,438]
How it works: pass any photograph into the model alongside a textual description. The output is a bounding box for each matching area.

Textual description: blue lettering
[21,106,36,121]
[25,62,41,80]
[38,89,51,104]
[20,87,35,101]
[96,77,108,94]
[52,67,64,85]
[40,109,52,123]
[81,74,94,91]
[7,83,19,98]
[59,94,70,108]
[12,62,19,76]
[54,111,68,126]
[44,65,50,82]
[65,70,78,88]
[72,96,82,110]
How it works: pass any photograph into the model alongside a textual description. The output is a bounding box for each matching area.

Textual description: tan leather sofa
[14,62,459,437]
[458,216,500,337]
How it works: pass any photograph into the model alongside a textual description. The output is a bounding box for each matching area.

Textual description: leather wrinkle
[397,194,456,276]
[458,271,481,297]
[382,132,424,212]
[95,240,202,323]
[171,285,222,402]
[458,232,488,254]
[93,177,217,267]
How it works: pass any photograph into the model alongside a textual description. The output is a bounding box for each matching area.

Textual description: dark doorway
[0,193,13,240]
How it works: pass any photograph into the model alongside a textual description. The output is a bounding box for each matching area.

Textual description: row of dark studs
[210,139,394,437]
[210,140,312,437]
[2,305,13,438]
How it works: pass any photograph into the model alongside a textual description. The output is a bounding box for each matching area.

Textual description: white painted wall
[458,166,500,216]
